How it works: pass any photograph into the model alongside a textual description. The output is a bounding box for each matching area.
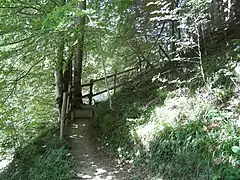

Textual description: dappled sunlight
[135,121,156,150]
[67,118,140,179]
[152,96,190,125]
[1,0,239,179]
[133,94,192,150]
[132,88,220,151]
[72,124,79,128]
[69,133,84,139]
[0,159,12,173]
[72,153,127,180]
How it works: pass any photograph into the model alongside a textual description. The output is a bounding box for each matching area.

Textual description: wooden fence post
[114,69,117,94]
[89,79,93,105]
[60,92,67,141]
[65,84,71,125]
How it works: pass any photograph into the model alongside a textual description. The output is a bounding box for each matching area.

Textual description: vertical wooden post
[114,69,117,94]
[60,92,67,141]
[65,84,71,125]
[70,111,74,123]
[89,79,93,105]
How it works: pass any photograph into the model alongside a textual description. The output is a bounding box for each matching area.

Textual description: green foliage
[148,111,239,179]
[0,61,56,155]
[97,52,240,179]
[98,80,168,155]
[215,88,235,104]
[0,128,73,180]
[0,0,239,179]
[203,40,240,86]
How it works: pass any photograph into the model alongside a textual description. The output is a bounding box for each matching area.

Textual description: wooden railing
[60,67,138,140]
[81,67,138,105]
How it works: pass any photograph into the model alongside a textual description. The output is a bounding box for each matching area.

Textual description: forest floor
[66,118,149,180]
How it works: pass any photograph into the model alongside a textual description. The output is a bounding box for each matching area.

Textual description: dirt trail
[67,118,147,180]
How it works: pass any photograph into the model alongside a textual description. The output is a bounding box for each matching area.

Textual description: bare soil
[66,118,148,180]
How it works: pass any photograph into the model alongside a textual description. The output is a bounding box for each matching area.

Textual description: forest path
[66,118,147,180]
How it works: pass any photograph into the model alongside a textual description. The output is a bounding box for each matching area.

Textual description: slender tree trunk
[195,20,205,84]
[212,0,221,27]
[60,92,67,141]
[55,41,64,119]
[55,0,66,120]
[63,51,73,92]
[200,24,207,56]
[73,0,86,108]
[170,0,179,57]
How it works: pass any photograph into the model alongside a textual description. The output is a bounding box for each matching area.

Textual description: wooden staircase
[74,104,99,127]
[75,104,94,119]
[60,67,138,141]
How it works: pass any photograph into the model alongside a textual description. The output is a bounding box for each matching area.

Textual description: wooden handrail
[60,65,141,139]
[81,83,92,87]
[80,67,136,88]
[92,83,123,97]
[60,64,141,139]
[91,67,137,84]
[82,83,124,99]
[79,67,137,104]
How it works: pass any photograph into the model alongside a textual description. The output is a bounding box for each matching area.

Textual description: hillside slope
[97,41,240,180]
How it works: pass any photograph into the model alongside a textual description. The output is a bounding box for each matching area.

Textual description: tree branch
[158,44,171,61]
[3,83,17,103]
[15,0,46,13]
[16,59,44,81]
[0,36,34,47]
[3,59,44,102]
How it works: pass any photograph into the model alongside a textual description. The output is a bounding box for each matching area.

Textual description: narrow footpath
[66,118,147,180]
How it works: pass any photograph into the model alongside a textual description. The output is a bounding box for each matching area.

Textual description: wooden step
[79,104,94,110]
[75,110,93,119]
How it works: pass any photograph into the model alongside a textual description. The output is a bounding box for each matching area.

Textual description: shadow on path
[66,119,145,180]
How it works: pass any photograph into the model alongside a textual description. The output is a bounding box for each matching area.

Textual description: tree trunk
[60,92,67,141]
[55,0,66,119]
[55,42,64,119]
[73,0,86,108]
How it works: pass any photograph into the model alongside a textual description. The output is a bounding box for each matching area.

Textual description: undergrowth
[0,128,73,180]
[97,84,168,155]
[97,41,240,179]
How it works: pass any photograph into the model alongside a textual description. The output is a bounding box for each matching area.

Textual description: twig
[158,44,171,60]
[3,82,17,103]
[16,59,43,81]
[16,0,46,13]
[0,35,35,47]
[230,77,240,90]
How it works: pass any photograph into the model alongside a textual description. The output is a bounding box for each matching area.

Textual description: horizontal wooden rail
[82,83,123,99]
[78,67,138,105]
[81,83,91,88]
[93,83,123,97]
[91,67,137,83]
[60,64,141,140]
